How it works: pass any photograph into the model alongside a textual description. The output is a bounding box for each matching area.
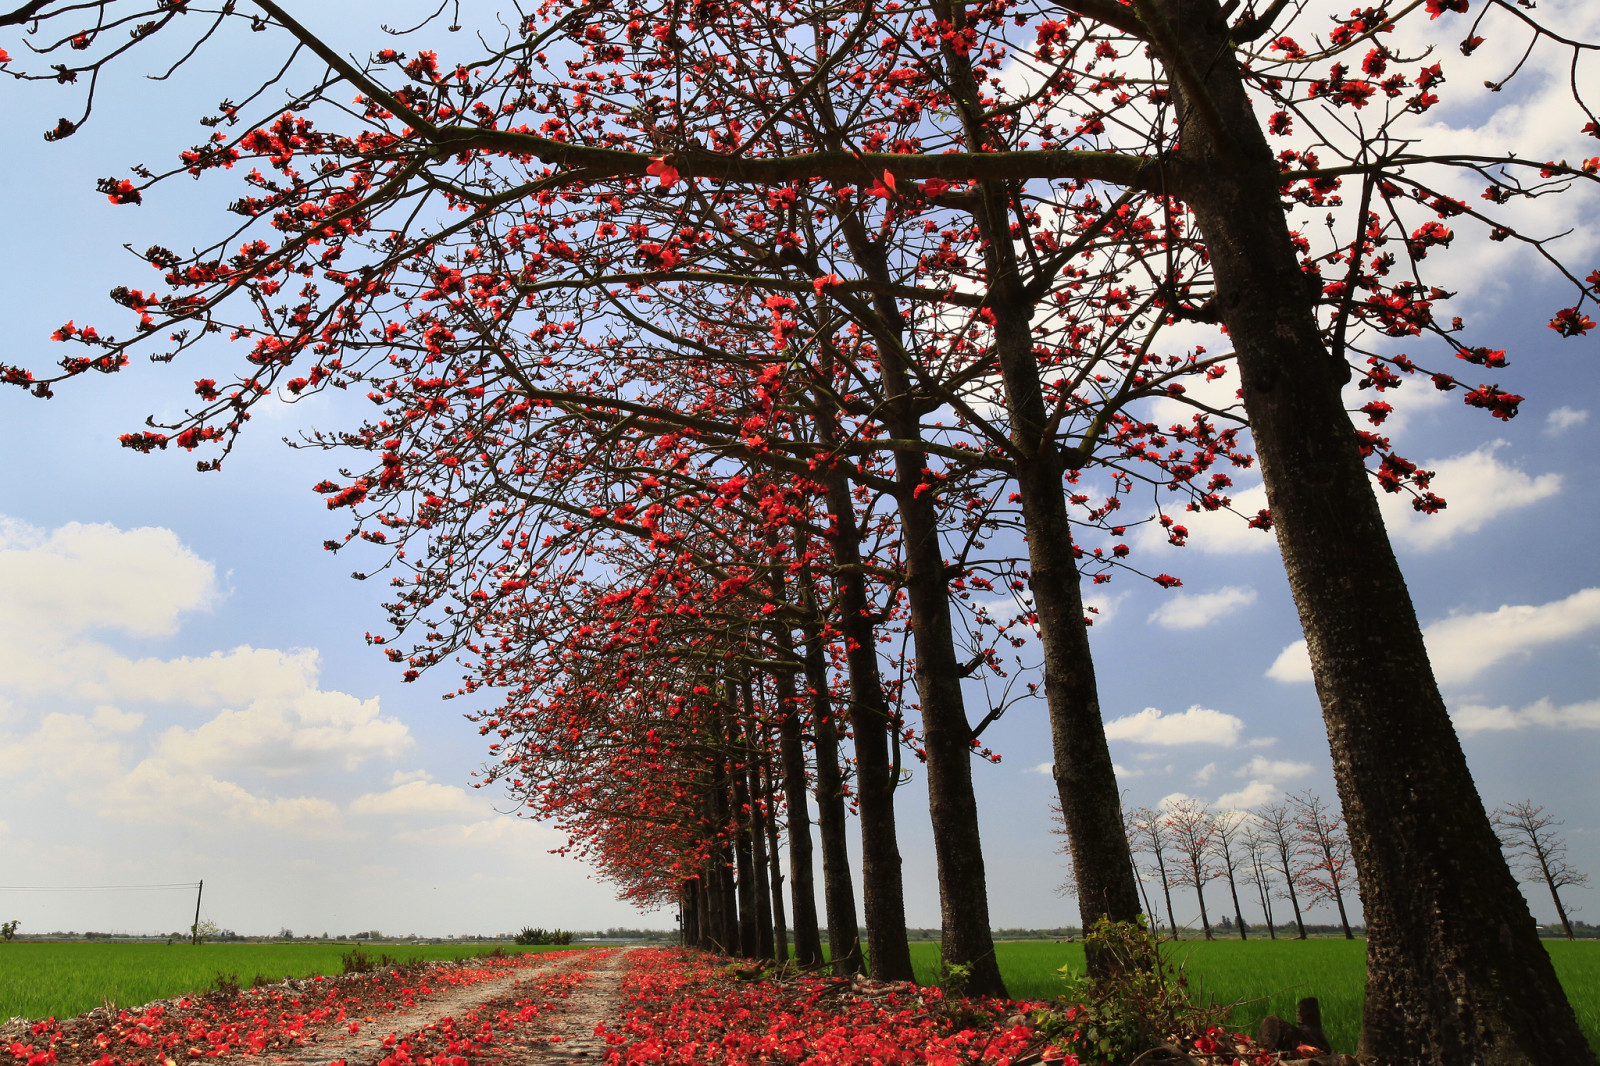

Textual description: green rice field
[910,939,1600,1055]
[0,942,577,1021]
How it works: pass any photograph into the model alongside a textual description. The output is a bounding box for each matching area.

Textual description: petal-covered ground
[6,948,1296,1066]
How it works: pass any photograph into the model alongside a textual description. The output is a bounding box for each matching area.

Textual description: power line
[0,882,200,892]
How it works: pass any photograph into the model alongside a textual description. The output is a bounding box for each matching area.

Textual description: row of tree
[4,0,1597,1062]
[1124,792,1357,943]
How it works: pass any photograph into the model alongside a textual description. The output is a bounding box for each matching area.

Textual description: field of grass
[0,942,577,1021]
[909,939,1600,1055]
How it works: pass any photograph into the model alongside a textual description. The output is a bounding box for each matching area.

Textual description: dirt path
[273,948,635,1066]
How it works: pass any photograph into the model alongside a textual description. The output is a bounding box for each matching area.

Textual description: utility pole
[191,880,204,945]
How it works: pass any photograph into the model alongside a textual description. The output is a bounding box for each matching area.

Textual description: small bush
[513,927,572,946]
[1032,917,1231,1066]
[211,972,241,996]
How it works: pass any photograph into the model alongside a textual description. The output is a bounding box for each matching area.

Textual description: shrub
[1032,917,1232,1066]
[513,927,571,946]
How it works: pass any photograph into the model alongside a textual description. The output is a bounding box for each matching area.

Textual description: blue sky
[0,1,1595,940]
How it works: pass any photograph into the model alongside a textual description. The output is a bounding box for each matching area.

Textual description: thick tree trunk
[799,606,867,975]
[1157,3,1596,1060]
[818,472,914,981]
[772,644,825,966]
[961,121,1144,976]
[837,223,1002,997]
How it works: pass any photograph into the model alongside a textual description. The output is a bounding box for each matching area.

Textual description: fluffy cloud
[1268,587,1600,686]
[1377,441,1560,551]
[351,780,482,816]
[1104,705,1244,747]
[0,518,217,639]
[1546,407,1589,436]
[1453,697,1600,734]
[1215,756,1314,810]
[1148,586,1257,630]
[0,515,413,836]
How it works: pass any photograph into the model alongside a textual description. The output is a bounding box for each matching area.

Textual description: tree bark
[763,755,791,964]
[936,3,1144,971]
[837,219,1002,997]
[817,469,913,981]
[771,655,824,966]
[1156,3,1596,1060]
[798,599,867,976]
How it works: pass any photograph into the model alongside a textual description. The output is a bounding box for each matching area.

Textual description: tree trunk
[968,141,1144,977]
[1152,850,1178,941]
[763,757,791,964]
[799,602,867,975]
[837,221,1003,997]
[1157,3,1596,1060]
[1194,881,1213,940]
[742,678,776,961]
[773,641,825,967]
[1275,845,1307,940]
[1223,865,1247,940]
[818,470,914,982]
[682,877,701,949]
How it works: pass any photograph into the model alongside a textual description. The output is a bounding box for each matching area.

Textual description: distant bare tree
[1127,806,1179,940]
[1210,809,1251,940]
[1241,822,1279,940]
[1291,791,1358,940]
[1255,801,1308,940]
[1493,801,1591,941]
[1164,799,1221,940]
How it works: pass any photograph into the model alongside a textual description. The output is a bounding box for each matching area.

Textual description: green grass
[0,942,577,1021]
[907,939,1600,1055]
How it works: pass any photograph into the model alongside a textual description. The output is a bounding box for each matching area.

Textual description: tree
[7,0,1599,1057]
[1127,806,1179,940]
[1,920,17,941]
[1209,808,1250,940]
[1163,798,1220,940]
[1290,790,1358,941]
[1240,821,1279,940]
[1255,801,1308,941]
[1493,801,1591,941]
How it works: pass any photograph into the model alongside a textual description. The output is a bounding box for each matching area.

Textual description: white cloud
[395,817,559,848]
[1104,705,1244,747]
[1378,441,1560,551]
[1194,762,1218,786]
[0,518,218,639]
[390,769,434,786]
[1112,763,1142,779]
[1453,697,1600,734]
[1148,586,1257,630]
[92,705,145,733]
[1268,587,1600,687]
[1029,761,1054,775]
[1214,756,1314,810]
[351,780,481,817]
[0,515,415,840]
[1546,407,1589,435]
